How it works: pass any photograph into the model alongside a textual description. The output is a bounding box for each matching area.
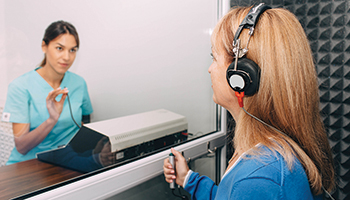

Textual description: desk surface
[0,159,82,200]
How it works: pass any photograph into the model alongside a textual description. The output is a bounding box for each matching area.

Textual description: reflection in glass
[37,110,189,173]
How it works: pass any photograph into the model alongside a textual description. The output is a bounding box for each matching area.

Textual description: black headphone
[226,3,271,96]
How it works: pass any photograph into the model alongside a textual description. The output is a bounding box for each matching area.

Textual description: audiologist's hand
[46,87,68,121]
[99,141,114,166]
[163,148,189,187]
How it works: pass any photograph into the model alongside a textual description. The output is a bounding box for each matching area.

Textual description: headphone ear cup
[226,58,261,96]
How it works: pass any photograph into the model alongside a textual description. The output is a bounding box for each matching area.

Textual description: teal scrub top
[2,68,93,165]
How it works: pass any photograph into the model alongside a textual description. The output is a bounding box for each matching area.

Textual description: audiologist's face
[42,33,78,76]
[208,48,238,112]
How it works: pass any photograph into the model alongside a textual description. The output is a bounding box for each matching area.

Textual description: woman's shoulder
[65,71,85,82]
[226,145,314,199]
[232,145,306,185]
[233,147,282,180]
[65,71,84,81]
[9,69,38,87]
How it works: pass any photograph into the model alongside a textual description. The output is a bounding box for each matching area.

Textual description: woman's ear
[41,41,47,53]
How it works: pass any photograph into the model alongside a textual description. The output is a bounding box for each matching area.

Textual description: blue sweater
[184,146,322,200]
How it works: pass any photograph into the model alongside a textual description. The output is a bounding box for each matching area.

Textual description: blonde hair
[212,6,335,194]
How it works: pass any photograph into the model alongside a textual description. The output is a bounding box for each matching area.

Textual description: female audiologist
[2,21,93,165]
[163,4,335,199]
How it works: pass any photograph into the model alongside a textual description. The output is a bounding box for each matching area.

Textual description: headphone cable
[171,188,188,200]
[242,107,334,200]
[242,107,288,138]
[322,186,335,200]
[66,92,81,129]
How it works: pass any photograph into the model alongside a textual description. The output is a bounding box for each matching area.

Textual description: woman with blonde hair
[164,4,335,199]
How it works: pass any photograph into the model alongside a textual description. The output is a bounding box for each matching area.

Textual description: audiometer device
[37,109,188,173]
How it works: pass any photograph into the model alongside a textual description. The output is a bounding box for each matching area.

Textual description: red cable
[235,91,245,107]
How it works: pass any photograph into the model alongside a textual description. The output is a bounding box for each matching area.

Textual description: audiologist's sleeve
[2,81,30,123]
[81,80,93,116]
[184,171,218,200]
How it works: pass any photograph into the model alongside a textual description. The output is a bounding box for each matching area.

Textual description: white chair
[0,105,14,166]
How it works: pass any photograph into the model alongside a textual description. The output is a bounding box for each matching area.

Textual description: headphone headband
[227,3,271,97]
[233,3,271,44]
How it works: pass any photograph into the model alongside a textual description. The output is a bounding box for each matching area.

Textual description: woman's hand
[99,141,114,167]
[46,87,68,121]
[13,88,69,155]
[163,148,189,187]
